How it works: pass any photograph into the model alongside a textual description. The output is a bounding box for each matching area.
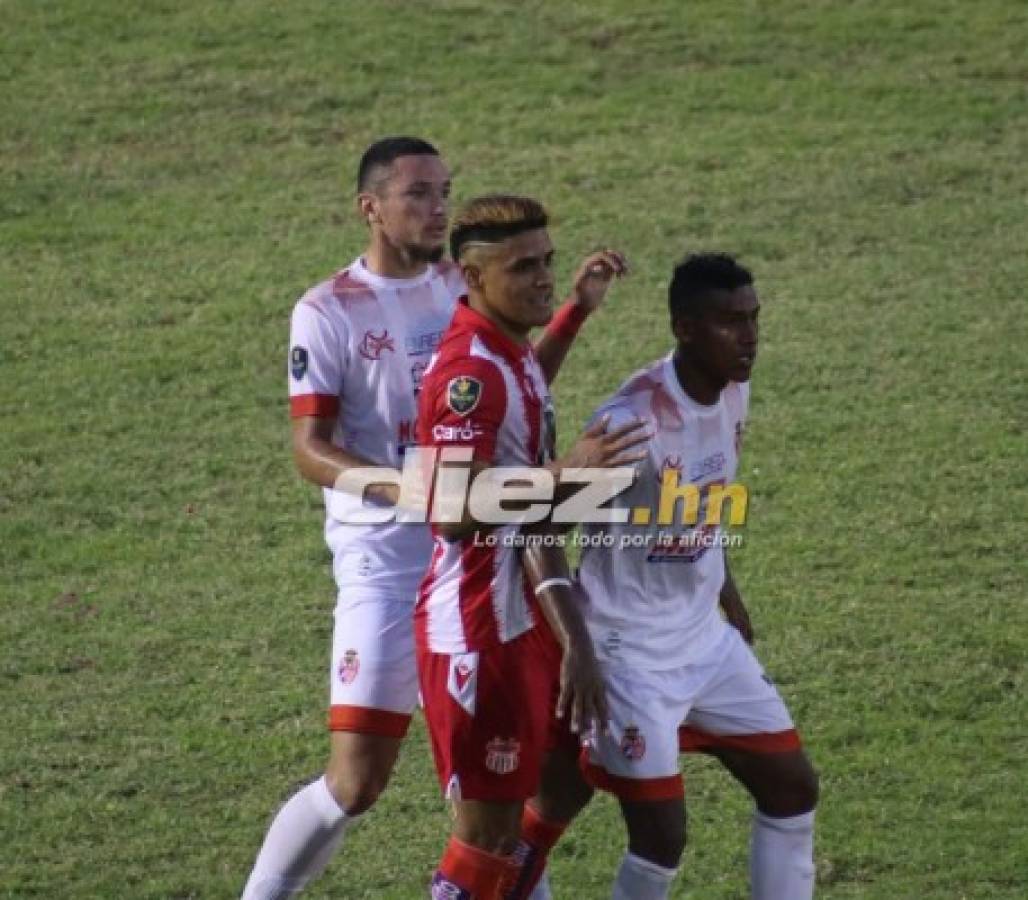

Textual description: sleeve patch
[290,346,309,381]
[447,375,482,415]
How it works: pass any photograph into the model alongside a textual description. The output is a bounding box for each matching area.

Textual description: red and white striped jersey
[415,300,556,653]
[288,257,466,600]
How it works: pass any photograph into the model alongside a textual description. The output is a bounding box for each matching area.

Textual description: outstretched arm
[533,249,628,384]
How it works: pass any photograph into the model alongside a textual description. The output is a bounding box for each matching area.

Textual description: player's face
[367,154,451,262]
[681,286,760,384]
[477,229,556,337]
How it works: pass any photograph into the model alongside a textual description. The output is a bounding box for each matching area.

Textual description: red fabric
[289,393,339,417]
[543,300,589,343]
[417,626,560,802]
[503,803,569,899]
[327,705,410,738]
[437,836,515,899]
[580,758,685,801]
[678,726,803,754]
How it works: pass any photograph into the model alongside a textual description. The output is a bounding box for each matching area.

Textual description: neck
[672,347,725,406]
[363,234,429,280]
[468,293,531,346]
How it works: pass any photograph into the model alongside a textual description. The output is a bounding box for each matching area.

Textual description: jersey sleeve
[419,356,507,464]
[288,301,348,418]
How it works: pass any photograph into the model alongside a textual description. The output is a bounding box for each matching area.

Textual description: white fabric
[526,870,552,899]
[578,354,749,670]
[288,257,465,599]
[585,624,794,782]
[751,810,816,900]
[611,851,678,900]
[241,776,356,899]
[329,594,420,713]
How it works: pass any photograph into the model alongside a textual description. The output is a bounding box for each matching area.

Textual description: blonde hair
[449,194,549,261]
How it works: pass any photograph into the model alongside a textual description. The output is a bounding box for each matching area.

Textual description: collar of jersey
[349,256,435,290]
[662,353,722,414]
[453,298,530,362]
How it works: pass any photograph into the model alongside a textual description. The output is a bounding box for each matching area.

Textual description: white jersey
[288,257,466,600]
[578,354,749,669]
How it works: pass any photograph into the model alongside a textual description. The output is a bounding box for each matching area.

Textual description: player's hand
[556,414,650,471]
[556,640,609,735]
[720,585,755,644]
[568,248,629,312]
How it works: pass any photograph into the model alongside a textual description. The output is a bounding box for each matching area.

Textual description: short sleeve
[418,356,507,464]
[288,302,348,418]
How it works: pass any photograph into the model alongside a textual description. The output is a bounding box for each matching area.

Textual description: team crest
[337,649,360,685]
[358,329,395,361]
[447,376,482,415]
[620,725,647,761]
[484,737,521,775]
[290,346,308,381]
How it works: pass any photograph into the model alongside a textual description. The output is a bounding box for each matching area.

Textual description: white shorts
[583,624,801,801]
[328,593,419,738]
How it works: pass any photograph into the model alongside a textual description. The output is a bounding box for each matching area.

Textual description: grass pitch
[2,1,1025,897]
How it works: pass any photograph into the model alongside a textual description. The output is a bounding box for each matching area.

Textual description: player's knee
[324,764,390,816]
[755,756,819,816]
[623,802,686,869]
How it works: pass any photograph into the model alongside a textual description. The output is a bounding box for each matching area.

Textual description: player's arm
[291,416,400,506]
[533,249,628,385]
[720,555,755,644]
[522,541,607,734]
[288,300,401,507]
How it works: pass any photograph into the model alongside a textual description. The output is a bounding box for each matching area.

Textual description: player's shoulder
[431,259,467,294]
[606,357,668,413]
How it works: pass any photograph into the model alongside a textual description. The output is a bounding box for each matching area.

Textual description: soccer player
[242,141,634,899]
[506,253,820,900]
[415,195,649,899]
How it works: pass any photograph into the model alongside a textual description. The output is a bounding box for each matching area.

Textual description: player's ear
[357,191,379,227]
[461,261,484,292]
[671,315,693,346]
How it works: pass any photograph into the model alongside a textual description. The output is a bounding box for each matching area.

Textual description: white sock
[611,851,678,900]
[527,870,552,899]
[241,776,358,900]
[750,810,815,900]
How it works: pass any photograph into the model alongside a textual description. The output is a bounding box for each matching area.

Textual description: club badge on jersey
[447,376,482,415]
[290,346,308,381]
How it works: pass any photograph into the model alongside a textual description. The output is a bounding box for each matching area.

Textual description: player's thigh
[329,594,419,730]
[707,745,818,816]
[325,730,404,813]
[582,666,687,803]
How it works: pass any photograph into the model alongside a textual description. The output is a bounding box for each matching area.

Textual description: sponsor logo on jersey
[337,649,360,685]
[657,454,684,483]
[447,376,482,415]
[484,737,521,775]
[690,451,726,482]
[645,526,718,563]
[406,330,444,356]
[621,725,647,761]
[432,422,483,442]
[290,346,308,380]
[358,329,395,361]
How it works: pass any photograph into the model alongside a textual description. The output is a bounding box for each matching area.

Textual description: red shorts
[417,625,562,802]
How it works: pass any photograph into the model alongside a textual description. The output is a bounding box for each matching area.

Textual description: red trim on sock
[438,836,515,899]
[678,726,802,754]
[521,803,567,851]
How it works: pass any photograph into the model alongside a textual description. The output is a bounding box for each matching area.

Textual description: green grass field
[2,1,1026,897]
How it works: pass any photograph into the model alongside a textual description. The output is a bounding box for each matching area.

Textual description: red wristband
[545,301,590,342]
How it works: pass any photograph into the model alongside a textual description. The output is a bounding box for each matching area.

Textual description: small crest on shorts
[290,345,308,380]
[447,375,482,415]
[620,725,647,761]
[447,652,478,716]
[337,648,360,685]
[485,737,521,775]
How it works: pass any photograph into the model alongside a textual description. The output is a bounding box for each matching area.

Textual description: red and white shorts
[582,624,801,801]
[328,593,419,739]
[417,625,562,802]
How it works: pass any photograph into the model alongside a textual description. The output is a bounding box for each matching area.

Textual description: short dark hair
[668,252,753,320]
[356,136,439,193]
[449,195,549,262]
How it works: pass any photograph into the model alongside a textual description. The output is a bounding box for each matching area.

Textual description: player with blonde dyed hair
[416,194,647,898]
